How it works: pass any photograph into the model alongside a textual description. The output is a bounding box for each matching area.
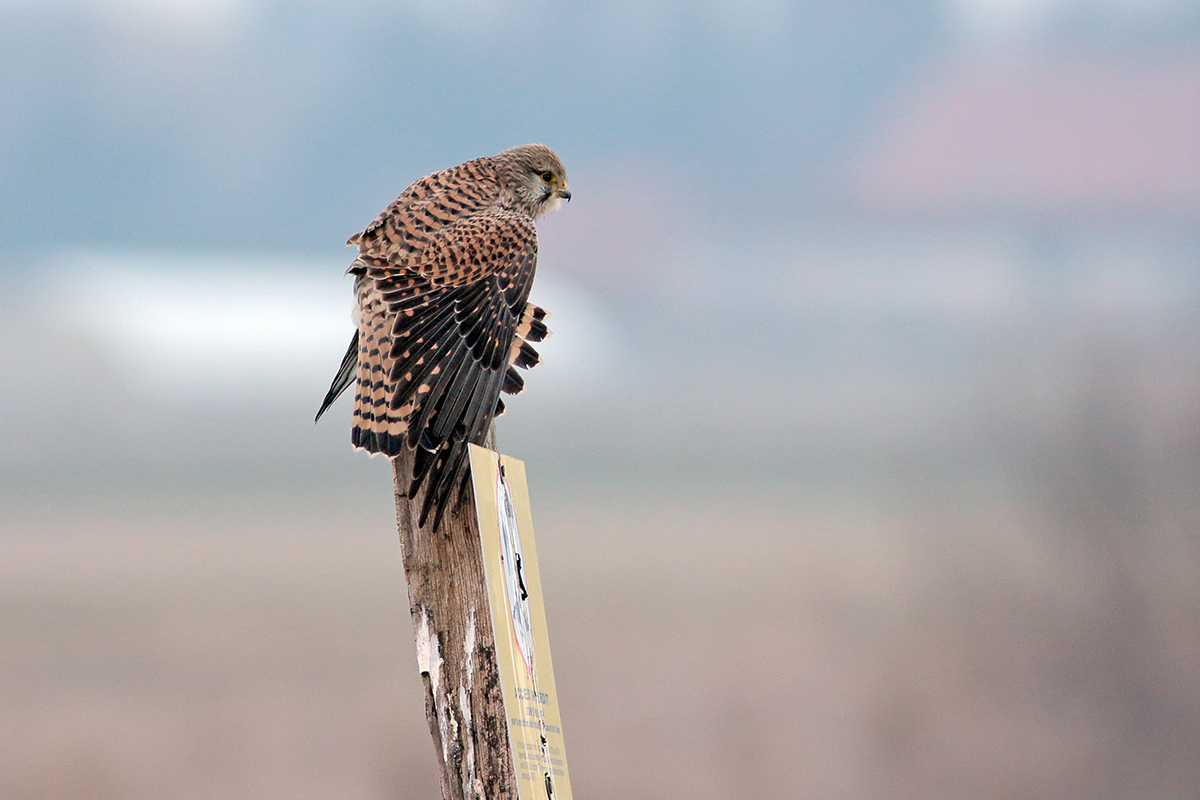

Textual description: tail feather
[350,284,410,456]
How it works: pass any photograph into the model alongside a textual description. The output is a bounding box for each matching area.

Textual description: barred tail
[350,294,411,456]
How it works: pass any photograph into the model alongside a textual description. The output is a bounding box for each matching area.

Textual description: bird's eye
[540,171,555,183]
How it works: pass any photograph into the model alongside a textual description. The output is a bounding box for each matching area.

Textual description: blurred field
[4,287,1199,798]
[5,482,1199,799]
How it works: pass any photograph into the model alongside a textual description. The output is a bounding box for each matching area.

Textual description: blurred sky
[1,0,1196,253]
[1,0,936,249]
[3,1,1200,797]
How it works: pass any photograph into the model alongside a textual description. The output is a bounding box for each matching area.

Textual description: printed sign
[469,445,573,800]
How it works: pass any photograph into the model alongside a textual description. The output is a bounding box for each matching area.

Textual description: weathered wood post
[391,439,514,800]
[390,431,571,800]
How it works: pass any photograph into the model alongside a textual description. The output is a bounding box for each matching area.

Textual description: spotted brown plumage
[316,144,569,530]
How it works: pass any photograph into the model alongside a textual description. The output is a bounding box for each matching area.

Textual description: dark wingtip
[502,366,524,395]
[411,437,472,533]
[314,380,343,423]
[513,340,540,370]
[526,317,550,343]
[316,331,359,424]
[314,398,335,424]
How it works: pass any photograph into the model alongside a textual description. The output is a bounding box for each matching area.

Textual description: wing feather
[314,331,359,423]
[409,339,470,448]
[363,210,540,529]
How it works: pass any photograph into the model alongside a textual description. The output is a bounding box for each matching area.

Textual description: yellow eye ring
[540,171,555,184]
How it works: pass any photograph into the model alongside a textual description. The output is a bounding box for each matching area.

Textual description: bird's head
[499,144,571,218]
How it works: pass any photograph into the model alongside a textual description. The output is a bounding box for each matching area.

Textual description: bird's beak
[557,185,571,202]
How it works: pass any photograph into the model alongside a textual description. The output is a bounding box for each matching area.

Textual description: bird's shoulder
[347,156,510,261]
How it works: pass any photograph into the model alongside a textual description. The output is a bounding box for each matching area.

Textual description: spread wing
[353,208,541,529]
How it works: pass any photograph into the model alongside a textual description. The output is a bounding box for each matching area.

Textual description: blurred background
[3,0,1200,797]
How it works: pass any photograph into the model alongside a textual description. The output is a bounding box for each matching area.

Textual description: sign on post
[468,444,573,800]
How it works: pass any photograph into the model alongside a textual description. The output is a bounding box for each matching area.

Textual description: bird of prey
[316,144,570,530]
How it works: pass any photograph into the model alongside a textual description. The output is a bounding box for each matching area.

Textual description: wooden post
[391,431,519,800]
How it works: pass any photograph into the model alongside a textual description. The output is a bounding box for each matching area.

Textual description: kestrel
[316,144,570,530]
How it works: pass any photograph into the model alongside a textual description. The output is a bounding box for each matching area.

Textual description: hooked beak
[556,186,571,202]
